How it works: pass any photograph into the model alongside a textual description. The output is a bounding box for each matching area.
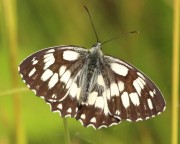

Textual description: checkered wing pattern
[19,45,166,129]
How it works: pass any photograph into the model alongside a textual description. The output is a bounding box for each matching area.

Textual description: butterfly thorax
[79,43,104,103]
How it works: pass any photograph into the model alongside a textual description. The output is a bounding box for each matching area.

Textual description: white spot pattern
[149,91,154,97]
[28,68,36,77]
[121,92,130,108]
[97,75,105,86]
[52,94,57,99]
[95,97,104,109]
[59,65,67,76]
[105,89,110,100]
[32,89,37,95]
[76,87,81,100]
[118,81,124,92]
[88,92,98,105]
[110,82,119,97]
[111,63,129,76]
[48,73,58,89]
[32,60,38,65]
[115,110,120,115]
[80,114,86,119]
[67,108,72,113]
[57,103,62,110]
[63,50,80,61]
[129,92,140,106]
[60,70,71,84]
[69,83,78,98]
[133,78,143,96]
[90,117,96,123]
[136,118,143,121]
[153,89,156,94]
[147,98,153,109]
[46,49,55,53]
[137,72,145,80]
[41,69,53,81]
[43,53,55,70]
[66,78,73,89]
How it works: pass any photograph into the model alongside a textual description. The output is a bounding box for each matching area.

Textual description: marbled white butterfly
[18,8,166,129]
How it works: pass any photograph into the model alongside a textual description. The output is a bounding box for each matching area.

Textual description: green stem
[171,0,179,144]
[63,118,71,144]
[2,0,26,143]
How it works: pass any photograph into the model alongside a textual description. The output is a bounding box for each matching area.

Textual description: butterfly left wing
[19,46,87,103]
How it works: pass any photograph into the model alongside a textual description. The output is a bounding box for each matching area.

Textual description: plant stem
[171,0,179,143]
[2,0,26,143]
[63,118,71,144]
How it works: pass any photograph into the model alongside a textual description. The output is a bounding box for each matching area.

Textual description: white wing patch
[60,70,71,84]
[129,92,140,106]
[147,98,153,109]
[121,92,130,108]
[88,92,98,105]
[133,78,142,96]
[149,91,154,97]
[43,53,55,70]
[110,82,119,97]
[41,69,53,81]
[63,50,80,61]
[118,81,124,92]
[59,65,67,76]
[48,73,58,89]
[110,63,129,76]
[28,68,36,77]
[97,75,105,86]
[69,82,78,98]
[95,97,104,109]
[32,60,38,65]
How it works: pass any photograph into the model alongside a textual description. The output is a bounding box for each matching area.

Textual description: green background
[0,0,173,144]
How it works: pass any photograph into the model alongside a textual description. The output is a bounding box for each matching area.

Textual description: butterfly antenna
[84,6,99,43]
[101,30,139,46]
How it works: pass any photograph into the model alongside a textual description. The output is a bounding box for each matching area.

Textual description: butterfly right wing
[102,56,166,122]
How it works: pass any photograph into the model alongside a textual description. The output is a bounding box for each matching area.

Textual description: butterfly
[18,41,166,129]
[18,6,166,129]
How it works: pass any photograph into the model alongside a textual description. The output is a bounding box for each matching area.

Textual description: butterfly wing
[19,45,88,102]
[103,56,166,122]
[75,82,121,129]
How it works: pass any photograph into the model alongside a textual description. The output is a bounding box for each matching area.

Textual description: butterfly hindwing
[75,81,121,129]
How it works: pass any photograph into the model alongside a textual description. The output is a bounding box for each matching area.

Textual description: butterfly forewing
[104,56,166,121]
[19,43,166,129]
[19,46,87,101]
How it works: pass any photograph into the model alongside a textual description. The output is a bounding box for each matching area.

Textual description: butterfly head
[90,42,102,52]
[92,42,101,49]
[89,42,103,58]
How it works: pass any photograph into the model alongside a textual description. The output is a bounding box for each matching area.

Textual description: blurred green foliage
[0,0,173,144]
